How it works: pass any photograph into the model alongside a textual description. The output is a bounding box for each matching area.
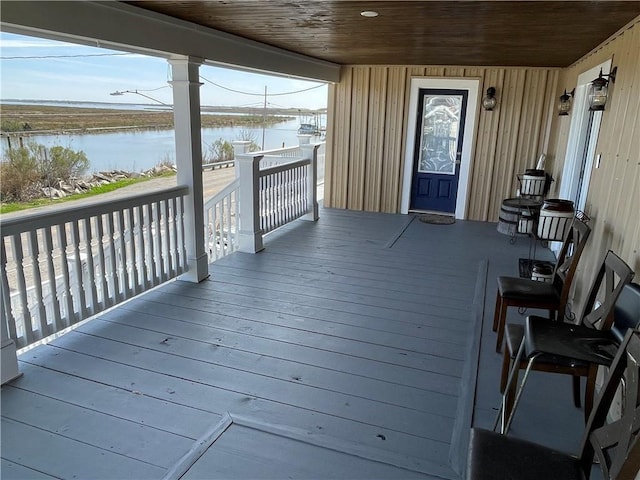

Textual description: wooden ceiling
[124,1,640,67]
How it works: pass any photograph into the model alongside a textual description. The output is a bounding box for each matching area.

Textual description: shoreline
[0,103,293,136]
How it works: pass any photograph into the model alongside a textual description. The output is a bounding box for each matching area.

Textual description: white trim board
[401,78,480,219]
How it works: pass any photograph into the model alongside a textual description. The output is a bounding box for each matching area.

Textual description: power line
[200,75,325,97]
[0,52,133,60]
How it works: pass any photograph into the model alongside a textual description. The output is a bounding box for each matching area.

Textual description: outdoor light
[482,87,497,111]
[588,67,617,111]
[109,89,171,107]
[558,88,575,116]
[360,10,379,17]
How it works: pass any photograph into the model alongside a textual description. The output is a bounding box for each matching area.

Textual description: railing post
[301,144,319,222]
[1,308,21,384]
[236,153,265,253]
[169,56,209,283]
[232,141,252,179]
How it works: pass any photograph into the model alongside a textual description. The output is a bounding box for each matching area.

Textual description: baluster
[116,209,131,298]
[179,195,187,273]
[212,201,220,260]
[261,175,267,232]
[259,176,264,232]
[93,215,109,309]
[82,217,98,315]
[28,229,49,337]
[70,219,89,320]
[149,202,162,285]
[292,166,298,219]
[106,212,122,303]
[168,198,177,277]
[146,203,158,286]
[302,163,309,213]
[12,233,34,345]
[271,172,277,229]
[293,167,302,218]
[302,164,307,214]
[133,206,146,290]
[57,224,75,325]
[42,228,63,330]
[284,170,289,225]
[124,207,140,294]
[161,200,171,279]
[1,240,18,344]
[207,203,219,262]
[224,195,232,255]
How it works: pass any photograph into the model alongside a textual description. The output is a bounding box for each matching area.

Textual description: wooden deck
[1,208,588,479]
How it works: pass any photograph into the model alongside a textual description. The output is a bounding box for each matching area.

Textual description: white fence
[1,186,189,350]
[204,142,321,261]
[0,141,322,352]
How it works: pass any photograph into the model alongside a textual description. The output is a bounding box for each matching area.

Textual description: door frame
[558,59,611,212]
[401,77,480,218]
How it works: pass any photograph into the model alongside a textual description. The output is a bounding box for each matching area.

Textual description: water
[14,119,306,173]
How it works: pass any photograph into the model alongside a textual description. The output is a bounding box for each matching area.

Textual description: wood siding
[547,17,640,310]
[325,66,559,220]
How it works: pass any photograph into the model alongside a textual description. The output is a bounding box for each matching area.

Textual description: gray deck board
[1,418,165,479]
[106,304,461,394]
[2,208,588,479]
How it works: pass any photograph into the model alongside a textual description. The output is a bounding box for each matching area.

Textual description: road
[1,166,238,221]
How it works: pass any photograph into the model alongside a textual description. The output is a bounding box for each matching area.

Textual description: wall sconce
[558,88,575,116]
[482,87,497,111]
[588,66,617,111]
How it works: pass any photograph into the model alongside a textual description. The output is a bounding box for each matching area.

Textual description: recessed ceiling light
[360,11,379,18]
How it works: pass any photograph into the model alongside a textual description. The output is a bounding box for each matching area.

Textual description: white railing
[259,145,302,167]
[0,186,189,350]
[204,178,239,262]
[203,142,321,260]
[260,158,310,234]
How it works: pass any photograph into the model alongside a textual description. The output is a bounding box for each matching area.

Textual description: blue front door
[410,89,468,213]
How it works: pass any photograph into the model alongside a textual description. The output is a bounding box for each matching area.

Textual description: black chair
[500,281,640,405]
[498,250,634,433]
[468,330,640,480]
[493,215,591,352]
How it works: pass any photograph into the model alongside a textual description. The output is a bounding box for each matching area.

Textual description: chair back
[611,282,640,343]
[581,250,635,331]
[552,216,591,320]
[578,330,640,479]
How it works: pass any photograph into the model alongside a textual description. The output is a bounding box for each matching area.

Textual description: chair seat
[506,321,592,369]
[497,276,560,304]
[525,316,619,366]
[467,428,585,480]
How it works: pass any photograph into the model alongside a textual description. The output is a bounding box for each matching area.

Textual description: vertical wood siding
[547,17,640,310]
[325,65,559,220]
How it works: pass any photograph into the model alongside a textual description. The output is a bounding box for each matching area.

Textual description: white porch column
[168,56,209,282]
[300,143,319,222]
[236,153,265,253]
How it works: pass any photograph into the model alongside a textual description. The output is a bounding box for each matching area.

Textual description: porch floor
[2,208,588,479]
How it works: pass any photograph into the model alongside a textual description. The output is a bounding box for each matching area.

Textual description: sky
[0,32,328,110]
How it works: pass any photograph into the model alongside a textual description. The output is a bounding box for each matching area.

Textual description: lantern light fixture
[588,66,617,111]
[482,87,497,111]
[558,88,575,116]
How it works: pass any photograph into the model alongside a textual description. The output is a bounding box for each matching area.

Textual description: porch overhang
[0,0,341,83]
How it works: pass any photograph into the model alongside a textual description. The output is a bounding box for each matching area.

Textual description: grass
[0,173,174,215]
[0,104,291,133]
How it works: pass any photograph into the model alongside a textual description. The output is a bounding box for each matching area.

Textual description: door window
[417,95,463,175]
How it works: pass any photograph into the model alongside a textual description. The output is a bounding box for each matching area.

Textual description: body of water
[11,119,309,173]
